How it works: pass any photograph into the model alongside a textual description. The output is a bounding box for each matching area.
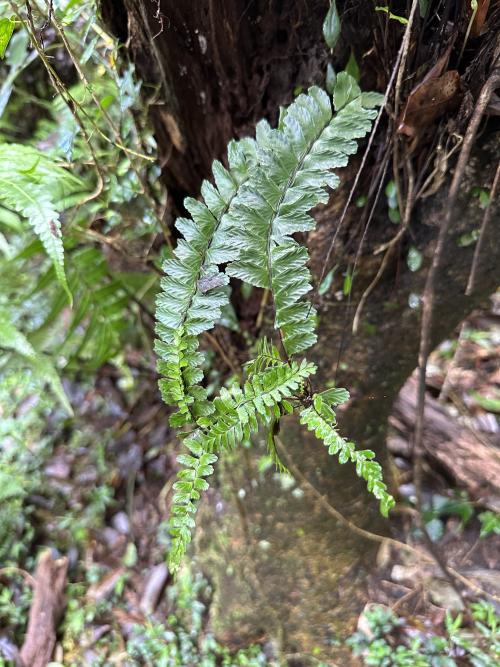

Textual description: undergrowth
[347,602,500,667]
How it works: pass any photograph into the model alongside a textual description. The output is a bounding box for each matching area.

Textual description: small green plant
[347,602,500,666]
[126,568,268,666]
[478,511,500,538]
[155,73,395,571]
[0,1,161,411]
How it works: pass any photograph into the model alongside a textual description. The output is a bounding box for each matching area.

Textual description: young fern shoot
[155,72,395,572]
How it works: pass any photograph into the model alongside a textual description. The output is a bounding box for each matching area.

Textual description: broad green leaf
[318,267,336,296]
[343,269,353,296]
[346,50,360,82]
[0,308,73,415]
[375,6,409,24]
[0,17,15,59]
[326,63,336,95]
[323,1,341,49]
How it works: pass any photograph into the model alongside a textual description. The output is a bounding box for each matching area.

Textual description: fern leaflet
[169,358,316,569]
[299,393,395,516]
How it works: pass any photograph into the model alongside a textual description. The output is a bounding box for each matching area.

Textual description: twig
[11,2,105,202]
[20,550,69,667]
[40,0,154,163]
[255,288,270,330]
[203,330,242,379]
[438,322,467,402]
[352,158,415,334]
[0,566,36,587]
[466,160,500,296]
[315,0,420,294]
[333,152,388,368]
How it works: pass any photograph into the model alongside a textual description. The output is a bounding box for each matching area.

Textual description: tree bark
[101,0,500,659]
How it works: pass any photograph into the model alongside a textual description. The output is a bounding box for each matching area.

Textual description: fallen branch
[20,550,68,667]
[392,376,500,511]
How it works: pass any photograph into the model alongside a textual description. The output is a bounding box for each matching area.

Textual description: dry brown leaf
[398,70,461,139]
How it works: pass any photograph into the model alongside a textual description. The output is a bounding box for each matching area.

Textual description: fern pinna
[155,73,395,571]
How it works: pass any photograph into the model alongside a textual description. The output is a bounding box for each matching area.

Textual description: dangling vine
[155,73,395,571]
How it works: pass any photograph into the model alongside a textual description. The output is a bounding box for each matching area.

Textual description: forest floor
[1,296,499,665]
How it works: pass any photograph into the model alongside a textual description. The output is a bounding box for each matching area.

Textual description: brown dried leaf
[398,70,461,138]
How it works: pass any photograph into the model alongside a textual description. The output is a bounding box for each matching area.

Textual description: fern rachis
[155,72,394,571]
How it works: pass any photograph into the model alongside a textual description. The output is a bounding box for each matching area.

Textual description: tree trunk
[102,0,500,659]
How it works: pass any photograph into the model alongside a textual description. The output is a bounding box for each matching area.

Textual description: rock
[387,436,412,457]
[428,580,465,611]
[473,413,499,434]
[391,564,421,584]
[111,512,131,535]
[44,456,71,480]
[101,527,122,549]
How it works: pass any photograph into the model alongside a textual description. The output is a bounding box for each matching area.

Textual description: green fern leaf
[227,78,380,355]
[0,143,84,303]
[299,398,394,516]
[0,307,73,415]
[196,358,316,452]
[155,138,257,424]
[169,358,316,566]
[168,438,218,572]
[29,247,130,371]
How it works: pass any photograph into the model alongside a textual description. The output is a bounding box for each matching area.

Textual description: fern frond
[29,247,130,371]
[168,358,316,566]
[168,438,218,572]
[0,143,84,303]
[299,394,395,516]
[0,307,73,415]
[196,358,316,451]
[156,328,213,427]
[155,138,257,424]
[227,77,380,355]
[244,338,283,375]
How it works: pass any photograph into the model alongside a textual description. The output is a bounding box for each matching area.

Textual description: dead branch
[392,376,500,511]
[466,160,500,296]
[20,550,68,667]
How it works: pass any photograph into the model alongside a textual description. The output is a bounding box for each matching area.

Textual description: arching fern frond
[196,358,316,452]
[0,143,85,303]
[169,438,218,570]
[226,78,381,355]
[169,358,316,570]
[300,393,395,517]
[155,138,257,425]
[243,338,284,376]
[156,73,393,571]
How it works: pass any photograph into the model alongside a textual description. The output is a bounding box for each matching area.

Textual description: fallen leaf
[398,70,460,139]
